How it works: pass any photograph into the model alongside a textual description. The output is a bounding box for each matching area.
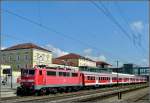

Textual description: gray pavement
[0,84,17,97]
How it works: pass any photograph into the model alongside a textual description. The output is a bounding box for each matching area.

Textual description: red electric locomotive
[17,65,83,95]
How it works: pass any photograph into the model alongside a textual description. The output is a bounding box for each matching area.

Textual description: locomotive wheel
[16,87,22,96]
[67,87,73,92]
[40,88,47,95]
[34,90,40,96]
[50,88,57,94]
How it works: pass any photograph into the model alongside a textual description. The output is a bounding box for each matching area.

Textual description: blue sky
[1,1,149,67]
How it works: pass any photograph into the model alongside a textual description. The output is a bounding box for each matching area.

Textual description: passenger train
[17,65,147,95]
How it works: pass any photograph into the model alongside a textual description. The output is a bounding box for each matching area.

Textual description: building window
[25,52,28,54]
[17,65,20,69]
[17,56,20,61]
[25,64,28,68]
[3,56,6,61]
[9,56,12,61]
[25,55,28,60]
[46,55,49,61]
[37,53,39,59]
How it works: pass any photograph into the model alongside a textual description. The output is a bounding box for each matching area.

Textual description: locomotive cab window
[29,70,35,75]
[47,71,56,76]
[21,69,35,75]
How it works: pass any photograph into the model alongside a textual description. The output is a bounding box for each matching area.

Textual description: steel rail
[1,83,148,103]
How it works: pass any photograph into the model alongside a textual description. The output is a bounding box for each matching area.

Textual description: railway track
[1,83,148,103]
[133,94,149,102]
[75,85,149,102]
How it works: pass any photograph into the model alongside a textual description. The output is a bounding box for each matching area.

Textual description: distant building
[123,63,138,74]
[96,61,112,68]
[52,58,77,67]
[0,43,52,71]
[56,53,96,67]
[111,63,149,77]
[137,67,149,76]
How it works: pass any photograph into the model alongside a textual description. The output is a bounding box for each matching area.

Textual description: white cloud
[1,46,6,50]
[45,44,68,57]
[140,58,149,66]
[83,48,107,61]
[130,21,144,33]
[83,48,92,55]
[90,55,107,61]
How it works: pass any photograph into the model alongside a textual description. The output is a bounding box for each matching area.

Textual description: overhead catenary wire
[1,8,128,64]
[113,2,147,55]
[91,1,132,42]
[101,1,147,54]
[91,1,147,58]
[114,2,141,46]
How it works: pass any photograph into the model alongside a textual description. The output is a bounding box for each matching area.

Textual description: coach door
[96,76,99,84]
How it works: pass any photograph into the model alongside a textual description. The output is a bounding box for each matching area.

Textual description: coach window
[72,73,78,77]
[39,70,42,75]
[66,72,70,77]
[90,76,92,80]
[59,72,63,76]
[87,76,89,80]
[63,72,67,77]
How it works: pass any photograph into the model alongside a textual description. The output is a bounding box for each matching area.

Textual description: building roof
[96,61,112,66]
[52,58,77,67]
[56,53,95,62]
[2,43,51,52]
